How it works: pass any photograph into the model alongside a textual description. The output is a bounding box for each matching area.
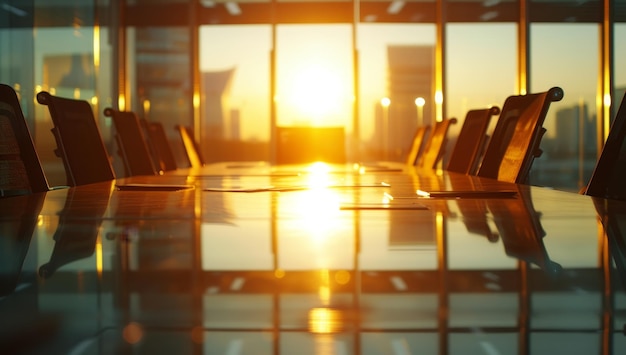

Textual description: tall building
[532,102,597,189]
[385,45,434,161]
[553,102,593,158]
[230,108,241,141]
[201,68,235,141]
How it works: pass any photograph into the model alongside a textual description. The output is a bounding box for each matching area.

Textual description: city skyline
[200,23,626,143]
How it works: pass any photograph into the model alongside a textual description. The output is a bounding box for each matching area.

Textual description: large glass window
[2,1,112,186]
[275,24,354,162]
[199,25,271,162]
[0,15,34,127]
[3,0,622,184]
[32,1,112,186]
[529,24,599,192]
[276,25,353,130]
[127,27,192,168]
[446,23,517,160]
[358,23,436,162]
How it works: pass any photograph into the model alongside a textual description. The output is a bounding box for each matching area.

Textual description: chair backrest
[176,125,205,168]
[477,87,564,183]
[416,118,457,169]
[0,84,49,196]
[405,125,430,166]
[584,92,626,200]
[36,91,115,186]
[446,106,501,175]
[141,119,178,172]
[104,108,157,177]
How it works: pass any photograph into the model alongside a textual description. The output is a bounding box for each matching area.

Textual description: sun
[285,64,347,124]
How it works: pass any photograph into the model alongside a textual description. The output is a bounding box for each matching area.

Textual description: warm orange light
[143,100,151,116]
[414,97,425,107]
[319,269,331,304]
[96,235,103,276]
[604,93,611,107]
[334,270,351,285]
[118,95,126,111]
[292,188,341,241]
[93,25,100,67]
[381,97,391,107]
[123,322,144,344]
[319,285,331,304]
[434,91,443,105]
[286,64,346,124]
[416,189,430,198]
[193,91,200,109]
[179,127,203,169]
[304,162,333,186]
[308,308,343,334]
[280,163,342,242]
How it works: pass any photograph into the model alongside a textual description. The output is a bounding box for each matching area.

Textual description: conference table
[2,161,626,354]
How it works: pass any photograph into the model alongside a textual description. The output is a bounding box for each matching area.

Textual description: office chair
[0,84,50,196]
[176,125,206,168]
[36,91,115,186]
[405,125,431,166]
[416,117,457,169]
[583,92,626,200]
[141,119,178,172]
[477,87,564,184]
[104,108,157,177]
[446,106,500,175]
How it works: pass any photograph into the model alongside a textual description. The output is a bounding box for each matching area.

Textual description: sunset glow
[284,64,348,125]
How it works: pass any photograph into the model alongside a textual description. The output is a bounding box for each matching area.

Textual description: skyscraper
[385,45,434,161]
[201,68,235,141]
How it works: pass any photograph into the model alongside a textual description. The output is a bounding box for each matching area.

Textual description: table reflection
[594,198,626,286]
[1,164,624,354]
[594,198,626,338]
[39,184,113,278]
[451,177,498,242]
[486,186,562,276]
[0,193,44,295]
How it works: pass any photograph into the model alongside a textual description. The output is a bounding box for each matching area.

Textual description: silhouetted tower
[201,68,235,141]
[386,45,434,161]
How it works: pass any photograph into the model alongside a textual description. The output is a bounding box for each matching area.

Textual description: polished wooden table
[1,162,625,354]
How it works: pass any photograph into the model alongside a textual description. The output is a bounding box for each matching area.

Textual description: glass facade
[0,0,623,189]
